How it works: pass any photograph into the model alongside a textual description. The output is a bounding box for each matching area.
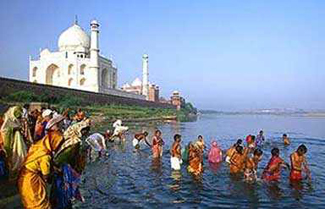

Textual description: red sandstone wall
[0,77,175,109]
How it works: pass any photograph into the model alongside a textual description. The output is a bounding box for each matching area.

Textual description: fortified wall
[0,77,175,109]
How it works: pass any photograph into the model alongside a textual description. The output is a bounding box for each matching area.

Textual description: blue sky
[0,0,325,110]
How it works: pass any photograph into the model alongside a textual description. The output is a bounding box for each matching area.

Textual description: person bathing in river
[283,134,290,146]
[195,135,205,153]
[170,134,182,170]
[85,131,112,158]
[208,140,222,164]
[262,148,290,182]
[225,139,242,164]
[256,130,265,147]
[229,145,248,174]
[152,130,164,158]
[133,131,150,150]
[112,119,129,141]
[246,135,256,149]
[244,148,263,181]
[188,143,203,175]
[290,144,311,181]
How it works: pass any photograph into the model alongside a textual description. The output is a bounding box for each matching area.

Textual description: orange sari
[18,130,63,209]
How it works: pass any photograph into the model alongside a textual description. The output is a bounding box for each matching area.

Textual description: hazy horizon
[1,0,325,111]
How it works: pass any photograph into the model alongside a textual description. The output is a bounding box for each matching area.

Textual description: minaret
[142,54,149,100]
[90,20,100,92]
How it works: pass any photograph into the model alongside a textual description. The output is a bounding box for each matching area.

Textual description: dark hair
[236,145,243,154]
[254,148,263,156]
[143,131,148,136]
[198,135,203,139]
[155,130,161,135]
[297,144,307,154]
[271,148,280,156]
[174,134,181,141]
[251,135,256,141]
[260,130,263,134]
[236,139,242,145]
[283,134,287,137]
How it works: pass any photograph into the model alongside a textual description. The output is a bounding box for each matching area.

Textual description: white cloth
[225,156,231,164]
[86,133,106,151]
[132,138,139,147]
[170,157,182,170]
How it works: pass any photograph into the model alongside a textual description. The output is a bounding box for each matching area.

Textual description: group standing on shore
[0,104,312,208]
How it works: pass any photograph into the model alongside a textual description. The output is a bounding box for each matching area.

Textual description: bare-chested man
[290,144,310,181]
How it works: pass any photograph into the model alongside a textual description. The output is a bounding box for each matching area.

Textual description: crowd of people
[0,104,311,208]
[0,105,128,209]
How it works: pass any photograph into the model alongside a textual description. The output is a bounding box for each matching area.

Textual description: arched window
[68,64,73,75]
[46,64,60,85]
[32,67,38,77]
[68,78,73,86]
[80,64,86,75]
[101,68,108,87]
[80,78,86,86]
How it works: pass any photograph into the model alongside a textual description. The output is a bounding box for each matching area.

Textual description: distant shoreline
[199,111,325,118]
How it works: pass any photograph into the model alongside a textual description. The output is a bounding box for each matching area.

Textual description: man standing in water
[290,144,311,181]
[283,134,290,146]
[170,134,182,170]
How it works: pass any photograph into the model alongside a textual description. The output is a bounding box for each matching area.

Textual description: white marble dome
[58,24,90,51]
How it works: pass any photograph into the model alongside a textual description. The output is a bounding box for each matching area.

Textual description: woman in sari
[188,144,203,175]
[208,141,222,164]
[0,106,27,173]
[18,115,65,209]
[152,130,164,158]
[262,148,289,181]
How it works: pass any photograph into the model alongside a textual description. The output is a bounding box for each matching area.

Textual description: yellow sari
[18,130,63,209]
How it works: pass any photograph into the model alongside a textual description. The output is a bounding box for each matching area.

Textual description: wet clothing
[290,169,303,181]
[256,134,265,146]
[262,156,283,181]
[85,133,106,152]
[152,136,163,158]
[208,141,222,163]
[170,142,182,170]
[188,148,203,175]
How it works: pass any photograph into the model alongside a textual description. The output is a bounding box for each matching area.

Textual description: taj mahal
[29,19,146,100]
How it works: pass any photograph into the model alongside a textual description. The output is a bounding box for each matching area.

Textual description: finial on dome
[74,15,78,25]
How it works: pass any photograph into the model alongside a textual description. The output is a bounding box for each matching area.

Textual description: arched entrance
[46,64,60,85]
[101,68,109,88]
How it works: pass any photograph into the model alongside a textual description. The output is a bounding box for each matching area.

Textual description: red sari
[152,136,163,158]
[262,156,283,181]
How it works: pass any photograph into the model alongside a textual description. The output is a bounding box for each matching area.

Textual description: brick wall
[0,77,175,109]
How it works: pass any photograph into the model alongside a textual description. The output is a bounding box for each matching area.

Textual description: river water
[76,114,325,208]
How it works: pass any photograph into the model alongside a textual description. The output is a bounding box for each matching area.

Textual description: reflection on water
[75,114,325,208]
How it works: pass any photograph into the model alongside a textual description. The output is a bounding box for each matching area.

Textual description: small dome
[132,78,142,86]
[91,20,98,25]
[58,24,90,51]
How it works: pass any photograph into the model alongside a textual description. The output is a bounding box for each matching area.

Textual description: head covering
[42,109,53,118]
[208,140,222,163]
[46,114,65,131]
[113,119,122,128]
[56,119,91,156]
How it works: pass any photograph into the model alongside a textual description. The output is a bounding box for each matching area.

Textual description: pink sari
[208,141,222,163]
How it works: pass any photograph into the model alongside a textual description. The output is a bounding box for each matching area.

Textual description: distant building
[121,54,160,102]
[170,91,186,110]
[29,19,118,93]
[122,78,160,102]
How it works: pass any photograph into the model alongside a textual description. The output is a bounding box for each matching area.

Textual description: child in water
[290,144,311,181]
[170,134,182,170]
[282,134,290,146]
[262,148,290,181]
[244,148,263,181]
